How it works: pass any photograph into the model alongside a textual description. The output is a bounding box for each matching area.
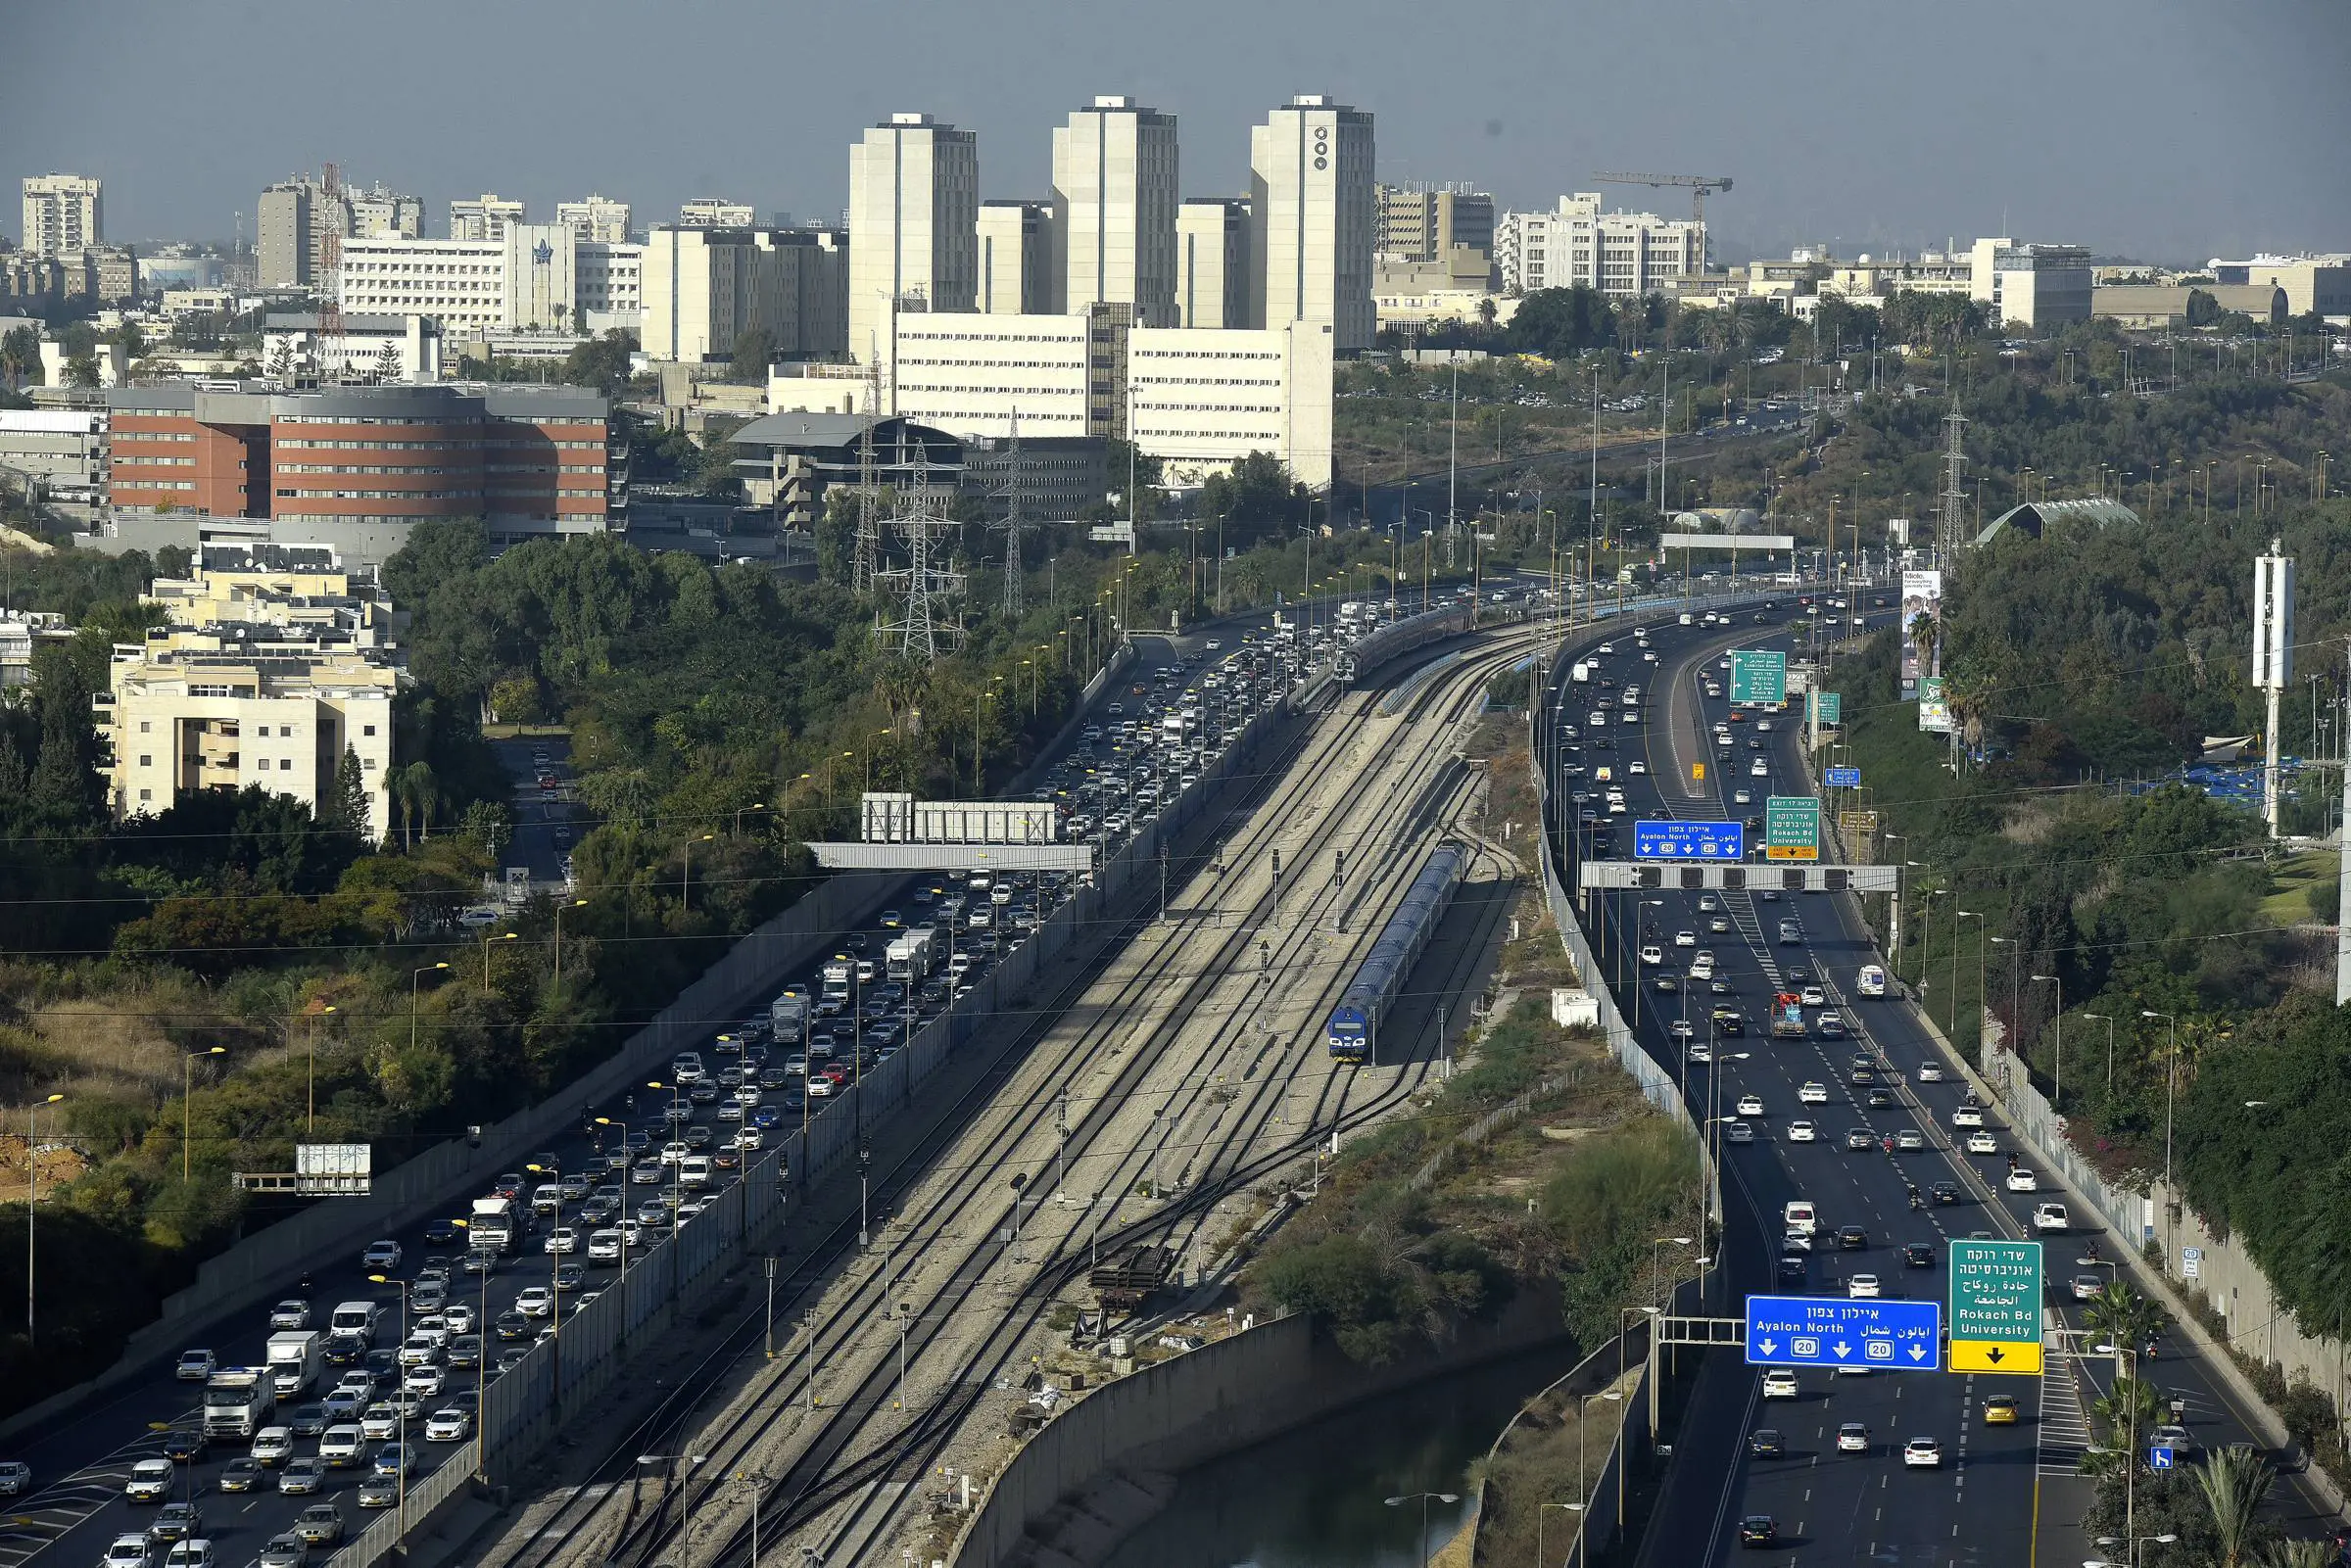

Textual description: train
[1326,838,1468,1064]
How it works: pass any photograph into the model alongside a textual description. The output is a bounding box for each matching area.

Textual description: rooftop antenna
[993,407,1027,620]
[877,441,964,663]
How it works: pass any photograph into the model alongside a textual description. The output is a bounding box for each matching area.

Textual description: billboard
[1918,676,1952,734]
[1900,569,1943,701]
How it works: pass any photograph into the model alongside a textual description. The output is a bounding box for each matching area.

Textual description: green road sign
[1729,649,1788,706]
[1947,1238,2044,1374]
[1763,795,1820,862]
[1812,690,1842,727]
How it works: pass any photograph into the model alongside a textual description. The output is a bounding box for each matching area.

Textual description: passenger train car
[1326,838,1468,1064]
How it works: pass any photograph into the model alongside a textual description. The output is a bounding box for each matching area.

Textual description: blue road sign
[1744,1294,1942,1371]
[2149,1446,2176,1470]
[1634,819,1745,862]
[1824,766,1862,787]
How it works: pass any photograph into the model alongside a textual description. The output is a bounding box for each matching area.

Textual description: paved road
[1544,609,2339,1566]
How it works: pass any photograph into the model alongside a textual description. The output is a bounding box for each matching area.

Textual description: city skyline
[6,0,2346,267]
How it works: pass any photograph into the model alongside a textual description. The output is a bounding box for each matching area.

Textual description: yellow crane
[1592,171,1733,225]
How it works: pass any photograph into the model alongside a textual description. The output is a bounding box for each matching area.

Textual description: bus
[1855,964,1887,998]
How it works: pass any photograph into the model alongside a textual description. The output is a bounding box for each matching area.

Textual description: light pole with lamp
[525,1161,566,1403]
[1989,935,2020,1052]
[1880,833,1904,969]
[2094,1534,2178,1568]
[2141,1010,2179,1255]
[2031,974,2063,1109]
[1382,1492,1459,1568]
[367,1273,412,1538]
[482,929,518,995]
[410,962,449,1054]
[2082,1013,2118,1097]
[1539,1498,1582,1568]
[1572,1387,1626,1562]
[25,1092,61,1350]
[552,898,589,989]
[182,1045,225,1184]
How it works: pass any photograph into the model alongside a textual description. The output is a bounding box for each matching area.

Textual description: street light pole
[1953,911,1980,1038]
[307,1005,334,1139]
[2143,1010,2179,1255]
[368,1274,411,1539]
[1382,1492,1460,1568]
[410,962,449,1056]
[182,1045,225,1184]
[26,1092,61,1350]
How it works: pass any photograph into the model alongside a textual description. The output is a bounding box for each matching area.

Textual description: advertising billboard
[1900,569,1943,701]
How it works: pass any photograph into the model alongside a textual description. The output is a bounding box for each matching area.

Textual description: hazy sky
[11,0,2348,264]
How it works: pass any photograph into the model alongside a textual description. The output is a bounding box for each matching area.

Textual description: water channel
[1097,1343,1581,1568]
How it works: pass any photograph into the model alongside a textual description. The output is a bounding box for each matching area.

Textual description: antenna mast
[315,163,345,381]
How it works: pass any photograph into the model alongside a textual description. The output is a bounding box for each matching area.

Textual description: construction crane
[1591,171,1733,225]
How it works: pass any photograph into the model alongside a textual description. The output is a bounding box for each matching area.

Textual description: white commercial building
[0,407,109,502]
[1177,199,1250,329]
[556,194,633,244]
[679,199,756,228]
[1970,239,2091,328]
[22,174,102,258]
[449,193,526,242]
[978,201,1053,316]
[263,312,442,383]
[888,309,1333,489]
[336,226,643,335]
[639,224,847,363]
[1249,95,1376,354]
[1496,194,1706,300]
[848,113,981,371]
[347,185,423,239]
[1051,95,1180,324]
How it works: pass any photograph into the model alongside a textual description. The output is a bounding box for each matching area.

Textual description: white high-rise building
[450,193,526,242]
[1051,95,1179,324]
[1249,95,1375,354]
[977,201,1053,315]
[1496,195,1705,299]
[557,195,633,244]
[847,113,980,371]
[1176,198,1250,329]
[23,173,103,258]
[640,225,847,362]
[336,227,642,334]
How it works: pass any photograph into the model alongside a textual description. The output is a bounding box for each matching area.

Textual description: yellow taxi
[1983,1395,2020,1425]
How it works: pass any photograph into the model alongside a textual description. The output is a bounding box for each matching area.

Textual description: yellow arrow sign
[1948,1338,2043,1375]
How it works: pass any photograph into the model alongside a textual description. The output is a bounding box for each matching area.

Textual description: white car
[587,1229,625,1263]
[1799,986,1827,1007]
[250,1428,294,1467]
[360,1240,401,1271]
[1725,1121,1754,1145]
[1761,1369,1799,1400]
[268,1301,312,1331]
[174,1349,216,1382]
[516,1287,553,1318]
[1903,1437,1943,1469]
[1640,945,1664,966]
[1674,930,1698,947]
[1799,1081,1830,1104]
[1735,1095,1764,1117]
[1965,1131,1998,1156]
[544,1226,580,1255]
[1848,1274,1881,1299]
[1916,1062,1945,1083]
[318,1426,365,1468]
[401,1365,446,1398]
[1781,1229,1813,1252]
[1751,758,1770,777]
[2005,1168,2039,1192]
[1951,1106,1984,1127]
[1628,761,1648,775]
[2034,1203,2070,1233]
[424,1408,472,1443]
[360,1402,401,1442]
[103,1536,151,1568]
[124,1459,174,1501]
[1669,1020,1696,1041]
[1787,1120,1817,1143]
[1732,789,1752,805]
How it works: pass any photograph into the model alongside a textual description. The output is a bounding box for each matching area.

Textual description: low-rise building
[0,613,77,688]
[1970,239,2092,329]
[150,544,399,643]
[336,226,643,336]
[0,407,110,503]
[262,312,441,383]
[2094,283,2287,328]
[2208,255,2351,318]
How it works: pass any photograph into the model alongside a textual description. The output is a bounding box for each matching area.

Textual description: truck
[770,988,810,1042]
[202,1368,276,1440]
[264,1331,323,1400]
[1770,993,1808,1039]
[468,1195,521,1255]
[819,958,854,1004]
[885,927,937,984]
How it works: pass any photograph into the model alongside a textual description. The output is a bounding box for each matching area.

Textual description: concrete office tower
[1376,183,1494,263]
[1249,94,1375,353]
[847,113,980,369]
[557,194,633,243]
[348,185,423,239]
[1051,96,1179,324]
[978,201,1053,315]
[1176,198,1250,328]
[258,182,316,287]
[22,174,102,258]
[641,225,847,362]
[450,193,526,242]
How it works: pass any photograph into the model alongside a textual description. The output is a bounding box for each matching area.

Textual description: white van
[328,1302,381,1344]
[1783,1201,1817,1236]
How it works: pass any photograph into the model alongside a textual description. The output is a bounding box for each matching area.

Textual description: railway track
[488,627,1546,1568]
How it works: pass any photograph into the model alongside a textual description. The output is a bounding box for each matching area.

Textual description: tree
[559,328,638,398]
[1505,286,1616,359]
[0,326,39,389]
[326,745,373,843]
[372,340,402,384]
[728,327,775,384]
[2191,1445,2276,1568]
[2185,289,2222,329]
[65,355,101,390]
[1197,451,1310,547]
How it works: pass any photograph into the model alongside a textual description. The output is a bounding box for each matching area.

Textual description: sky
[9,0,2350,265]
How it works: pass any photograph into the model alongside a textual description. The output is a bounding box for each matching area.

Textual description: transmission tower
[315,163,346,381]
[851,355,884,596]
[877,442,965,663]
[993,409,1027,620]
[1937,394,1969,558]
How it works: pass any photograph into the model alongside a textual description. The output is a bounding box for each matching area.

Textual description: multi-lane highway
[1542,606,2339,1565]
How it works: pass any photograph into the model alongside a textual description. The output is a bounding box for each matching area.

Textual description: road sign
[1948,1238,2044,1374]
[1692,762,1705,783]
[1634,820,1745,862]
[1744,1294,1941,1371]
[2183,1246,2202,1279]
[1730,649,1788,706]
[1764,795,1821,862]
[2150,1446,2176,1470]
[1813,690,1843,727]
[1824,766,1861,788]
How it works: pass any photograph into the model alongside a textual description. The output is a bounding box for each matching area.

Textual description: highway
[474,616,1545,1568]
[0,626,1305,1568]
[1535,606,2340,1565]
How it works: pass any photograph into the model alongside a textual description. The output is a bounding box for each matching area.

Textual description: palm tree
[2091,1374,2164,1439]
[2255,1541,2333,1568]
[2193,1444,2277,1568]
[2086,1283,2167,1355]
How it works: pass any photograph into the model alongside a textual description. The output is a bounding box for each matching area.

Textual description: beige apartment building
[1051,96,1181,324]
